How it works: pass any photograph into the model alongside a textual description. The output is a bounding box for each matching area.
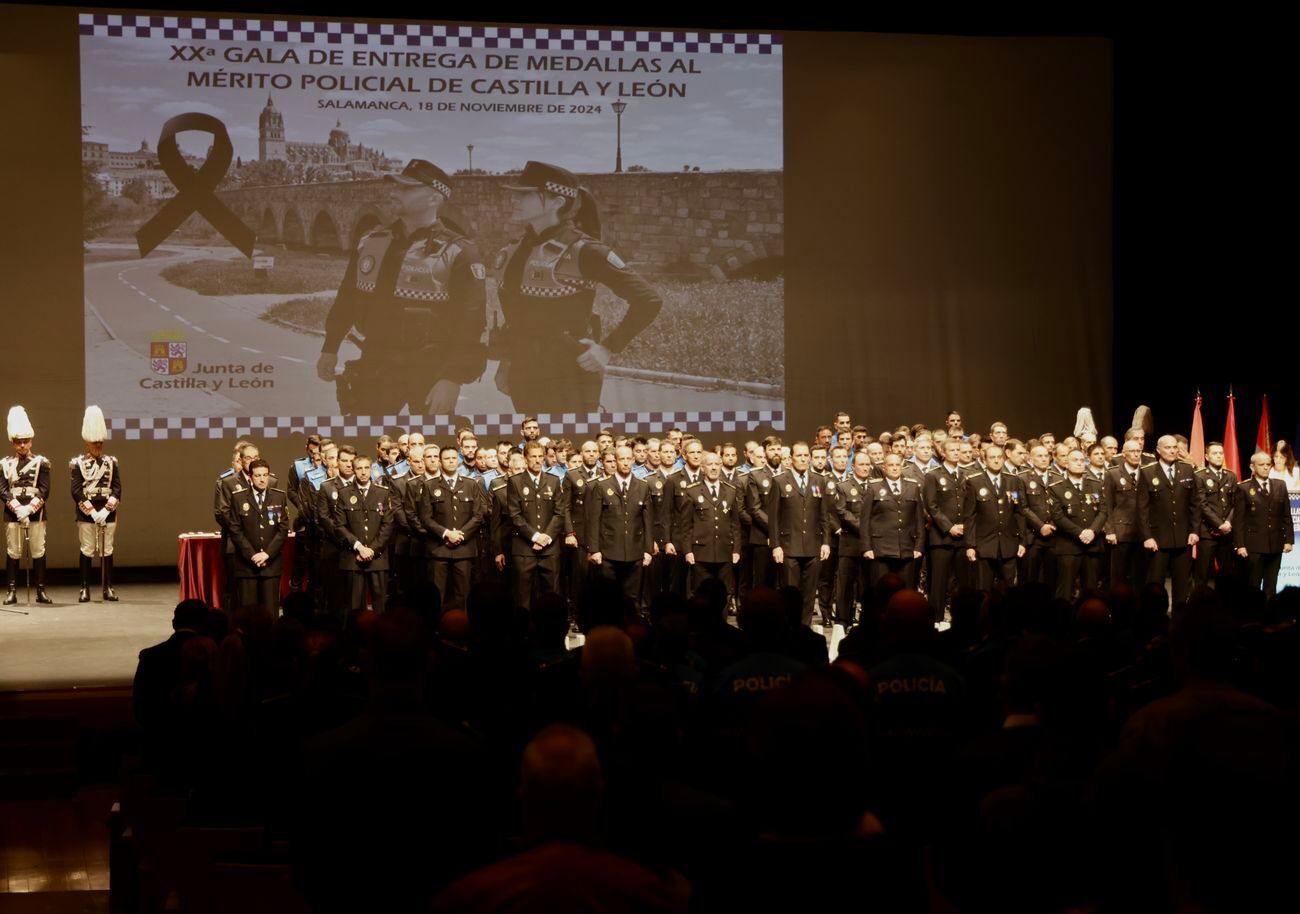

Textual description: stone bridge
[218,170,782,279]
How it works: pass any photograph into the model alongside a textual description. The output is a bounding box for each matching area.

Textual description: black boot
[102,554,118,602]
[3,556,17,605]
[34,556,52,604]
[79,554,91,603]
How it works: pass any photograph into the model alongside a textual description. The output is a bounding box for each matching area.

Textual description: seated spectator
[432,724,688,913]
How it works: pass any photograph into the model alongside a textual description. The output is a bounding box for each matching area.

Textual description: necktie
[1166,465,1175,483]
[993,476,1001,494]
[710,484,718,499]
[891,481,900,497]
[1075,480,1083,493]
[1262,480,1270,495]
[620,479,628,497]
[256,492,264,510]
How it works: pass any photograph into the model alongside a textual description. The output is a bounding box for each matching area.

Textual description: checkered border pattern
[105,411,785,440]
[77,15,782,54]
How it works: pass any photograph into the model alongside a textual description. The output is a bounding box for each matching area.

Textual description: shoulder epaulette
[219,468,235,479]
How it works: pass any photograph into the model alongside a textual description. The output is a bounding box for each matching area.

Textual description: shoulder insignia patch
[606,250,626,269]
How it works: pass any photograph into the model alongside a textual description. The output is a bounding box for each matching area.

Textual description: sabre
[98,521,106,600]
[22,518,30,606]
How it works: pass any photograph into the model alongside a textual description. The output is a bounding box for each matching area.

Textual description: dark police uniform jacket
[963,471,1026,559]
[923,465,970,548]
[507,472,568,557]
[420,475,488,560]
[332,483,394,571]
[676,479,741,563]
[1196,465,1238,538]
[227,487,290,578]
[860,477,925,558]
[1234,477,1294,555]
[1048,477,1107,556]
[1137,461,1203,549]
[585,475,653,562]
[766,472,830,558]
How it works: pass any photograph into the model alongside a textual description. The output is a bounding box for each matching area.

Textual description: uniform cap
[384,159,453,199]
[501,161,580,199]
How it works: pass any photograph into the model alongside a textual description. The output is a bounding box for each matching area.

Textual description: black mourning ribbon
[136,113,254,258]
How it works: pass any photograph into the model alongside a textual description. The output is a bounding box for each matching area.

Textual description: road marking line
[192,326,206,333]
[175,316,190,325]
[159,304,170,311]
[241,346,262,354]
[146,297,157,303]
[212,336,230,343]
[279,355,305,364]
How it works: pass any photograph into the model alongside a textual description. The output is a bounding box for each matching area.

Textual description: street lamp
[467,144,474,174]
[611,100,627,173]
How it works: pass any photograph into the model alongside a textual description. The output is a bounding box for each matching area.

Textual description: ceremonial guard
[317,159,487,415]
[70,406,121,603]
[494,161,663,412]
[3,407,51,604]
[225,459,289,614]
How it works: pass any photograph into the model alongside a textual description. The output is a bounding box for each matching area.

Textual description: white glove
[93,509,109,525]
[14,506,29,521]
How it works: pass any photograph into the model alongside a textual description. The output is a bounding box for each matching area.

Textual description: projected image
[78,15,784,438]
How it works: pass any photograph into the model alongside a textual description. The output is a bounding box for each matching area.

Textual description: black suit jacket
[563,466,601,544]
[132,630,198,731]
[745,466,781,546]
[227,487,290,577]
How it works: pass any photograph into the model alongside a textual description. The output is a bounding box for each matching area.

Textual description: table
[177,532,296,610]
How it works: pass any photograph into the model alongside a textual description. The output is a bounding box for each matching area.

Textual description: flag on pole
[1223,389,1241,478]
[1189,391,1205,468]
[1256,393,1272,455]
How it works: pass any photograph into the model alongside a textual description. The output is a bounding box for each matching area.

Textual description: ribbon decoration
[135,112,255,258]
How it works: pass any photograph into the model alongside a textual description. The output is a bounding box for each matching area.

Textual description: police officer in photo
[768,441,831,626]
[2,407,51,604]
[494,161,663,413]
[317,159,487,415]
[71,406,121,603]
[964,445,1026,589]
[226,459,289,614]
[1194,441,1238,585]
[923,445,970,623]
[1138,435,1202,606]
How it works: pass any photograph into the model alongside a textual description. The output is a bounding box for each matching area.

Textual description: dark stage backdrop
[0,4,1112,564]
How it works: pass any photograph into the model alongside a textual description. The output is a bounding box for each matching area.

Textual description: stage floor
[0,584,177,693]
